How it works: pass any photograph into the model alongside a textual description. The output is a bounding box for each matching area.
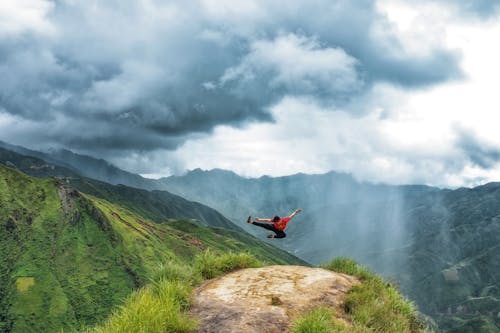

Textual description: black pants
[252,222,286,238]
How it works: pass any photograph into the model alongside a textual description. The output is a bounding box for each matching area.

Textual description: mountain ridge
[0,146,243,232]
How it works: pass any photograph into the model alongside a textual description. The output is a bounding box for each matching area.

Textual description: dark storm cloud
[0,0,462,155]
[457,130,500,169]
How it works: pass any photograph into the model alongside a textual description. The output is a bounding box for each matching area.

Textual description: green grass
[321,257,373,280]
[91,280,196,333]
[149,261,202,286]
[291,257,426,333]
[291,307,345,333]
[94,255,424,333]
[193,250,262,279]
[90,252,263,333]
[15,277,35,292]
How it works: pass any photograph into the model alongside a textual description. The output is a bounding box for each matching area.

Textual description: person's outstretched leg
[273,230,286,238]
[250,221,286,239]
[251,221,277,232]
[247,217,286,239]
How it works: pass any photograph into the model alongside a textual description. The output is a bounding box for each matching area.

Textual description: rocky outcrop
[190,265,359,333]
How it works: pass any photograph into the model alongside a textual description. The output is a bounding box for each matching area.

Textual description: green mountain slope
[0,147,242,232]
[0,147,79,179]
[0,141,158,190]
[68,178,243,232]
[402,185,500,333]
[0,165,305,332]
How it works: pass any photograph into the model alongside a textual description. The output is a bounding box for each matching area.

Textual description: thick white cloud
[165,94,459,186]
[0,0,55,36]
[219,34,362,99]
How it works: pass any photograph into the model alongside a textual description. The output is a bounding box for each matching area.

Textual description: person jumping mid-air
[247,208,302,239]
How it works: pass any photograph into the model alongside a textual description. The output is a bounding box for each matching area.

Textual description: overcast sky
[1,0,500,187]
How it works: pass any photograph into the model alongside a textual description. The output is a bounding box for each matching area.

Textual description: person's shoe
[247,216,252,224]
[267,234,275,238]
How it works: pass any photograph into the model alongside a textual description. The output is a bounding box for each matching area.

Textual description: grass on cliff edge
[90,251,261,333]
[292,257,426,333]
[92,255,425,333]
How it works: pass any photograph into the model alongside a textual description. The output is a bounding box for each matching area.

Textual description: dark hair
[273,216,280,222]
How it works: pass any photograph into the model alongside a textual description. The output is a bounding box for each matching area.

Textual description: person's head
[273,216,280,222]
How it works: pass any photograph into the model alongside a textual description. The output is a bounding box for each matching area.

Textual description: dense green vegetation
[91,255,426,333]
[0,164,103,332]
[0,165,304,332]
[291,258,425,333]
[90,252,263,333]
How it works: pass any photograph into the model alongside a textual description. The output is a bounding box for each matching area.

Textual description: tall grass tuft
[149,260,202,286]
[193,251,262,279]
[320,257,372,280]
[91,280,197,333]
[291,307,340,333]
[91,261,199,333]
[308,257,426,333]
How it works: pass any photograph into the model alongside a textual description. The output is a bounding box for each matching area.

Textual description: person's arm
[287,208,302,219]
[255,217,273,222]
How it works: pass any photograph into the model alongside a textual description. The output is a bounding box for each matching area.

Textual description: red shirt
[274,216,292,231]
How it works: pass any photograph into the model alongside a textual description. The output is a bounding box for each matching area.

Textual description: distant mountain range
[160,169,500,333]
[0,141,159,190]
[0,141,499,332]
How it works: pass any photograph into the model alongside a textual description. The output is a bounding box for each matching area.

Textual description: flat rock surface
[190,265,359,333]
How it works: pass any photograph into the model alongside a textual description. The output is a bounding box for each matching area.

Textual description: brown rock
[190,265,359,333]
